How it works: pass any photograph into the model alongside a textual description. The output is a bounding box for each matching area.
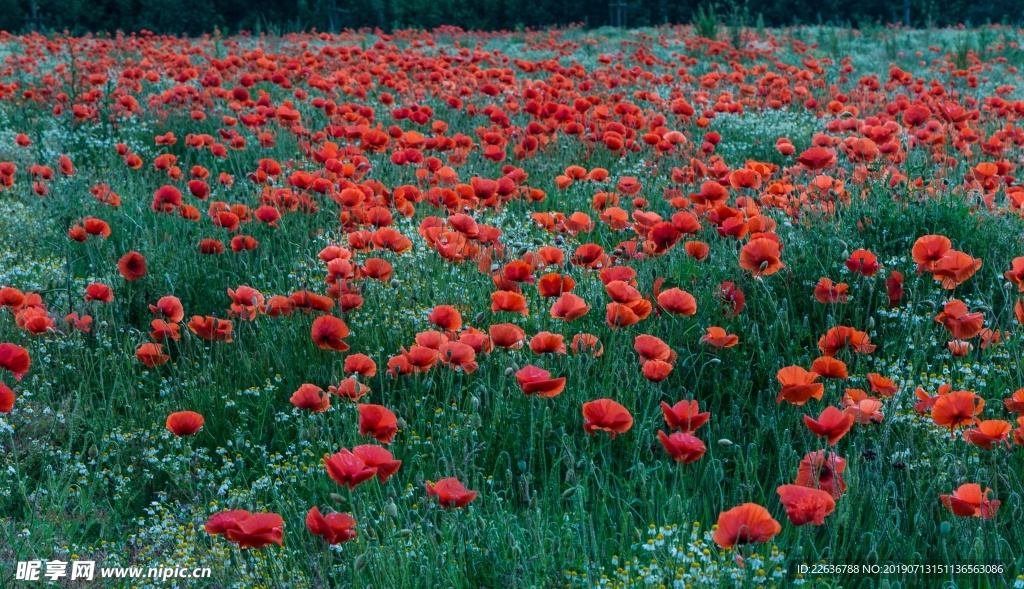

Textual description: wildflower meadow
[1,21,1024,589]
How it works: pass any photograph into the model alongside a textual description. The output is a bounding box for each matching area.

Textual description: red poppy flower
[529,331,566,354]
[795,146,836,170]
[739,238,784,277]
[866,373,898,398]
[225,513,284,549]
[117,251,147,281]
[885,271,904,306]
[329,377,370,400]
[428,305,462,331]
[701,326,738,349]
[934,299,984,340]
[657,288,697,315]
[135,343,169,367]
[358,404,399,443]
[794,450,847,498]
[657,431,706,464]
[149,296,184,323]
[813,278,848,304]
[570,333,603,357]
[776,366,824,405]
[0,343,30,380]
[188,316,234,342]
[941,484,1000,519]
[491,290,529,315]
[582,399,633,438]
[0,382,15,413]
[200,239,225,254]
[291,384,330,412]
[912,235,951,273]
[963,420,1012,450]
[1004,389,1024,414]
[353,445,401,482]
[930,250,982,289]
[712,503,781,549]
[776,485,836,526]
[716,282,745,317]
[205,510,251,535]
[306,507,356,544]
[810,356,848,379]
[660,399,710,432]
[489,323,526,349]
[931,390,984,433]
[817,326,875,356]
[325,449,377,489]
[426,477,477,508]
[0,287,27,310]
[844,249,878,277]
[550,292,591,321]
[515,365,566,397]
[311,316,350,351]
[166,410,204,436]
[843,396,884,424]
[803,406,854,445]
[344,353,377,377]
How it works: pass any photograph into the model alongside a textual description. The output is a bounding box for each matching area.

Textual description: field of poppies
[2,22,1024,588]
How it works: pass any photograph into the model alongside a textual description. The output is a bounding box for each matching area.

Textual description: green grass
[1,23,1023,589]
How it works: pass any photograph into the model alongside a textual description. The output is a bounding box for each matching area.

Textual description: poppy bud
[565,468,576,482]
[88,445,99,459]
[490,264,500,272]
[717,438,734,447]
[298,428,309,441]
[470,395,480,409]
[867,316,875,329]
[389,279,400,288]
[504,367,515,376]
[517,460,527,473]
[940,521,951,535]
[562,487,576,499]
[385,500,398,518]
[472,415,482,428]
[330,493,346,503]
[399,529,412,537]
[397,417,407,430]
[354,555,367,571]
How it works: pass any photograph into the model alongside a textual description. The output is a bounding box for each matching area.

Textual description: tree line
[4,0,1022,37]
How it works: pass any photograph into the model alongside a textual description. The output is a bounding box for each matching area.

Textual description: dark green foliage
[2,0,1021,35]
